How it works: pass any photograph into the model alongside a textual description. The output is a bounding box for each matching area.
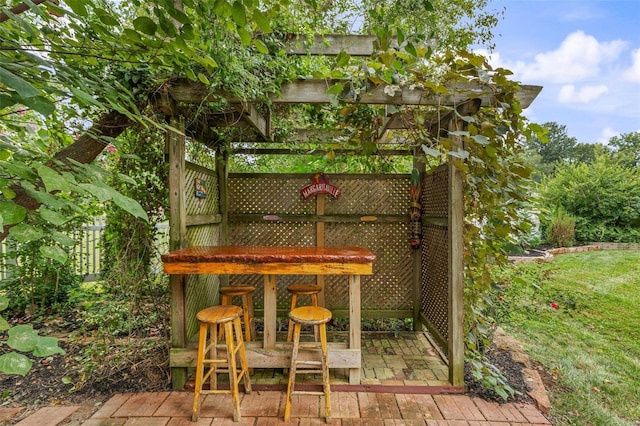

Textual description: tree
[609,132,640,168]
[523,122,577,177]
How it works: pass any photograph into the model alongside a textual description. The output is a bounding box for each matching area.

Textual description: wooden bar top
[161,246,376,265]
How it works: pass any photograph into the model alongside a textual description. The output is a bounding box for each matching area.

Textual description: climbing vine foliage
[1,1,539,397]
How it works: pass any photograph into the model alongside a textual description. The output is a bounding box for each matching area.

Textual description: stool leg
[320,323,331,420]
[225,320,242,422]
[234,316,252,394]
[284,322,301,421]
[219,295,230,340]
[246,293,257,342]
[287,294,298,342]
[192,322,207,422]
[241,295,252,342]
[209,323,218,391]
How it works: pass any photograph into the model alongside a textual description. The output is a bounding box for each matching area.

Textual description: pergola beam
[284,34,399,56]
[235,103,271,140]
[168,79,542,109]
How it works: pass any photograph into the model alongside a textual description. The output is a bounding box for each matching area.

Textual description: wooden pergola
[159,34,542,390]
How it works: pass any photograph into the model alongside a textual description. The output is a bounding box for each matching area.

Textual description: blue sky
[480,0,640,144]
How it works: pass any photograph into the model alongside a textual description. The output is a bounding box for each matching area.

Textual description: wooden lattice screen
[420,164,450,350]
[184,162,221,339]
[227,173,414,319]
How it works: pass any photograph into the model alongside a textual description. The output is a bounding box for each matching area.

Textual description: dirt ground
[0,313,535,416]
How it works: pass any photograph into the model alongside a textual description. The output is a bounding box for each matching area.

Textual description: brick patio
[2,332,552,425]
[4,391,552,425]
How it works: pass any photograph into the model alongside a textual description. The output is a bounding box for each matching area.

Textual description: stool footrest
[291,390,325,396]
[295,360,322,366]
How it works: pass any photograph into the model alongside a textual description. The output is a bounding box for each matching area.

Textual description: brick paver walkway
[5,391,551,425]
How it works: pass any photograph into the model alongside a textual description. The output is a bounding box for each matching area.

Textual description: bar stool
[284,306,332,422]
[220,285,256,342]
[192,305,252,422]
[286,283,322,342]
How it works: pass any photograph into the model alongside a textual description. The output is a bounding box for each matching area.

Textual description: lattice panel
[186,223,221,247]
[324,222,413,312]
[228,222,316,309]
[228,175,316,215]
[185,164,219,216]
[421,225,449,342]
[325,176,409,215]
[422,166,448,217]
[227,173,414,316]
[186,274,219,340]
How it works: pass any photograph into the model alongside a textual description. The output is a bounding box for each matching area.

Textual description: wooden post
[167,115,187,389]
[412,155,426,331]
[316,193,325,306]
[447,99,480,387]
[348,274,361,384]
[216,146,230,288]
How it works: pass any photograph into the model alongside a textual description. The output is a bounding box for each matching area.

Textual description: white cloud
[598,127,620,144]
[495,31,627,83]
[557,84,609,103]
[623,49,640,82]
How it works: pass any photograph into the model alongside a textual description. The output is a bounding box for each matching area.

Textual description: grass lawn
[497,250,640,426]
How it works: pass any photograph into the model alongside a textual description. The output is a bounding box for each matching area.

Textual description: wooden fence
[0,218,169,282]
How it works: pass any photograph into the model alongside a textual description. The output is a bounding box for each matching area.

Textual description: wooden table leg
[170,274,187,389]
[348,274,361,384]
[264,275,277,349]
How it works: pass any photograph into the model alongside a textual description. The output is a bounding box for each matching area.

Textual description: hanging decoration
[301,172,341,200]
[194,178,208,198]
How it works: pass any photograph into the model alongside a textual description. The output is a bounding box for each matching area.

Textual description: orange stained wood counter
[162,246,376,385]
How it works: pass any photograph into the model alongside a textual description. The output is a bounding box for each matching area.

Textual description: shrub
[547,207,576,247]
[540,155,640,243]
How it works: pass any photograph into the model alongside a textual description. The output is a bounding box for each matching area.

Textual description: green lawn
[498,250,640,426]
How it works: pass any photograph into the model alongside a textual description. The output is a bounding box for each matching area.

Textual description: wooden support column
[316,193,326,306]
[447,99,480,387]
[412,154,426,331]
[167,115,187,389]
[216,146,230,288]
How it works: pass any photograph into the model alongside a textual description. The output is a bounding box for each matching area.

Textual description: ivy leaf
[8,223,43,243]
[69,87,104,108]
[0,66,40,98]
[336,50,350,68]
[35,164,76,193]
[111,191,149,221]
[0,295,8,311]
[253,39,269,54]
[0,353,33,376]
[253,10,271,33]
[0,200,26,225]
[32,337,65,357]
[51,231,75,246]
[65,0,87,16]
[471,135,490,146]
[0,316,9,332]
[421,146,441,157]
[40,245,69,264]
[39,207,70,226]
[19,95,55,117]
[7,325,39,352]
[133,16,157,35]
[231,1,247,27]
[237,27,251,46]
[423,1,434,12]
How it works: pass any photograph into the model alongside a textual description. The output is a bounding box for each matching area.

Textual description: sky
[479,0,640,144]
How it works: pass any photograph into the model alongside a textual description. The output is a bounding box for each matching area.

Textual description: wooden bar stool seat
[220,285,256,342]
[286,283,322,342]
[192,305,251,422]
[284,306,332,422]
